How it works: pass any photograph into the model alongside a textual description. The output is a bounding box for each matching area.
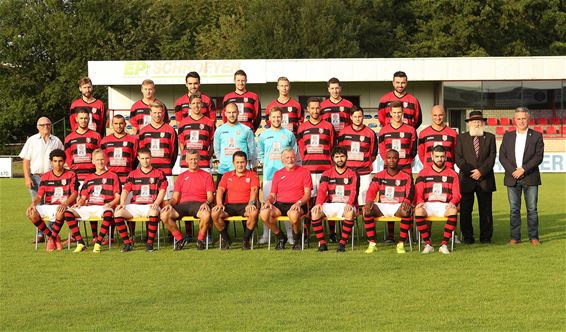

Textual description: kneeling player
[25,149,84,252]
[160,150,214,251]
[66,149,120,253]
[414,146,460,254]
[310,147,358,252]
[363,149,414,254]
[114,148,168,252]
[211,151,259,250]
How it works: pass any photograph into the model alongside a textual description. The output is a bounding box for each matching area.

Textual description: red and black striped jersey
[320,98,353,133]
[100,133,138,183]
[222,91,261,131]
[80,171,120,205]
[174,93,216,124]
[138,123,178,176]
[265,98,303,134]
[366,169,414,204]
[337,125,378,175]
[296,120,335,174]
[64,130,101,181]
[69,98,106,136]
[415,166,461,205]
[378,123,417,174]
[316,167,358,206]
[37,169,79,205]
[129,99,170,132]
[418,125,458,169]
[123,168,168,204]
[377,91,422,129]
[178,115,215,169]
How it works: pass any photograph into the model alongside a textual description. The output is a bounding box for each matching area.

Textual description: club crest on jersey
[319,128,324,134]
[340,106,344,111]
[400,132,405,138]
[150,178,154,184]
[396,180,401,186]
[403,102,408,108]
[86,137,91,143]
[61,179,67,185]
[199,124,204,130]
[102,178,107,184]
[245,178,250,183]
[160,132,165,138]
[236,130,241,135]
[244,98,248,102]
[344,178,349,184]
[442,176,447,182]
[92,108,97,113]
[360,136,365,142]
[442,135,447,141]
[281,134,286,140]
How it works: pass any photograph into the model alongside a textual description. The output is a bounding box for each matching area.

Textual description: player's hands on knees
[212,204,224,213]
[245,204,256,214]
[311,204,322,215]
[261,201,272,210]
[290,202,302,212]
[415,203,425,210]
[446,203,456,210]
[199,203,210,212]
[345,204,355,214]
[363,202,373,215]
[115,204,124,212]
[57,203,68,213]
[400,202,412,214]
[26,204,36,217]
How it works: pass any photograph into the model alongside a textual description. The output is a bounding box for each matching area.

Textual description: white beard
[469,126,484,137]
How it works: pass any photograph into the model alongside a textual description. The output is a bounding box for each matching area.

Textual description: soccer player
[160,150,215,251]
[174,71,216,124]
[100,114,138,184]
[138,101,178,200]
[337,106,378,206]
[377,71,422,129]
[265,77,303,134]
[363,149,415,254]
[178,94,215,172]
[260,149,312,250]
[69,77,106,136]
[321,77,353,133]
[257,106,299,244]
[26,149,83,252]
[418,105,457,169]
[129,79,170,134]
[114,148,168,252]
[65,149,120,253]
[214,102,257,177]
[212,151,260,250]
[310,147,358,252]
[222,69,261,131]
[414,146,461,254]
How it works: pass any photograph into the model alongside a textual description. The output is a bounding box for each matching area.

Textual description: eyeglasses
[38,124,52,127]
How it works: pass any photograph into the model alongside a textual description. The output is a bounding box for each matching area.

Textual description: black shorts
[173,201,203,218]
[274,202,307,216]
[224,203,248,217]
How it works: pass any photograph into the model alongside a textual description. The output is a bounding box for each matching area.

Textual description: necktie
[473,136,480,158]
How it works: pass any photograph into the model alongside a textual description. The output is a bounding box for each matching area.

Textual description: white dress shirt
[514,130,528,168]
[19,133,64,174]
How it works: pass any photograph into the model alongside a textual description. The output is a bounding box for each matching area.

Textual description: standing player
[363,149,415,254]
[378,100,417,244]
[377,71,422,129]
[160,150,215,251]
[265,77,303,134]
[260,149,312,250]
[100,114,138,184]
[138,101,178,201]
[212,151,260,250]
[257,107,299,245]
[321,77,353,133]
[310,147,358,252]
[414,146,460,254]
[69,77,106,136]
[418,105,457,169]
[129,79,170,134]
[65,149,120,253]
[214,102,257,178]
[222,70,261,131]
[114,148,168,252]
[174,71,216,124]
[26,149,81,252]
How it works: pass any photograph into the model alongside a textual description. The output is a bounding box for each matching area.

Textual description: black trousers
[460,190,493,243]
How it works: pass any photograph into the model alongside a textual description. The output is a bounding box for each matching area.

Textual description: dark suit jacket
[498,128,544,187]
[455,131,496,193]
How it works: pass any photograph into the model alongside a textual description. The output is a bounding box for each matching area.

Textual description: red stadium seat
[562,125,566,135]
[500,118,510,126]
[551,118,561,125]
[495,127,505,135]
[533,126,543,133]
[487,118,498,126]
[529,118,536,125]
[538,118,548,125]
[546,126,557,135]
[508,126,515,132]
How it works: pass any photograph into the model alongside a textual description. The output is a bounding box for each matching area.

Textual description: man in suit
[499,107,544,246]
[455,110,496,244]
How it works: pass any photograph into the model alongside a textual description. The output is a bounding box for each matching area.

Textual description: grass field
[1,174,565,331]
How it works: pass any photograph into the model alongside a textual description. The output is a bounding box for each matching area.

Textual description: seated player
[363,149,414,254]
[114,148,168,252]
[260,148,312,250]
[211,151,259,250]
[65,149,120,253]
[414,145,461,254]
[160,150,215,251]
[25,149,83,252]
[310,147,358,252]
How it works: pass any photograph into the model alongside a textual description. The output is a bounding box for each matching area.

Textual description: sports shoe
[292,242,302,251]
[364,242,377,254]
[275,236,287,250]
[396,242,406,254]
[183,235,193,243]
[454,235,461,244]
[62,236,76,246]
[196,240,206,251]
[101,238,116,246]
[55,236,63,251]
[73,243,86,253]
[439,244,450,255]
[92,243,102,253]
[336,244,346,253]
[384,238,395,245]
[121,244,133,252]
[329,233,338,243]
[129,236,136,244]
[174,238,188,251]
[288,237,295,245]
[46,237,55,252]
[220,239,231,250]
[422,244,434,254]
[242,241,251,250]
[33,235,45,244]
[146,244,154,252]
[258,235,269,245]
[317,243,328,252]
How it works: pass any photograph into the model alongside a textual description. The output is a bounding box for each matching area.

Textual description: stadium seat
[487,118,498,126]
[499,118,510,126]
[533,126,543,133]
[374,216,413,251]
[180,216,209,250]
[417,216,455,252]
[550,118,561,125]
[529,118,536,125]
[495,127,505,135]
[508,126,515,132]
[546,126,557,135]
[538,118,548,125]
[562,125,566,135]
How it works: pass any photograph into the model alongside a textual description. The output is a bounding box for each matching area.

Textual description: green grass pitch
[1,174,565,331]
